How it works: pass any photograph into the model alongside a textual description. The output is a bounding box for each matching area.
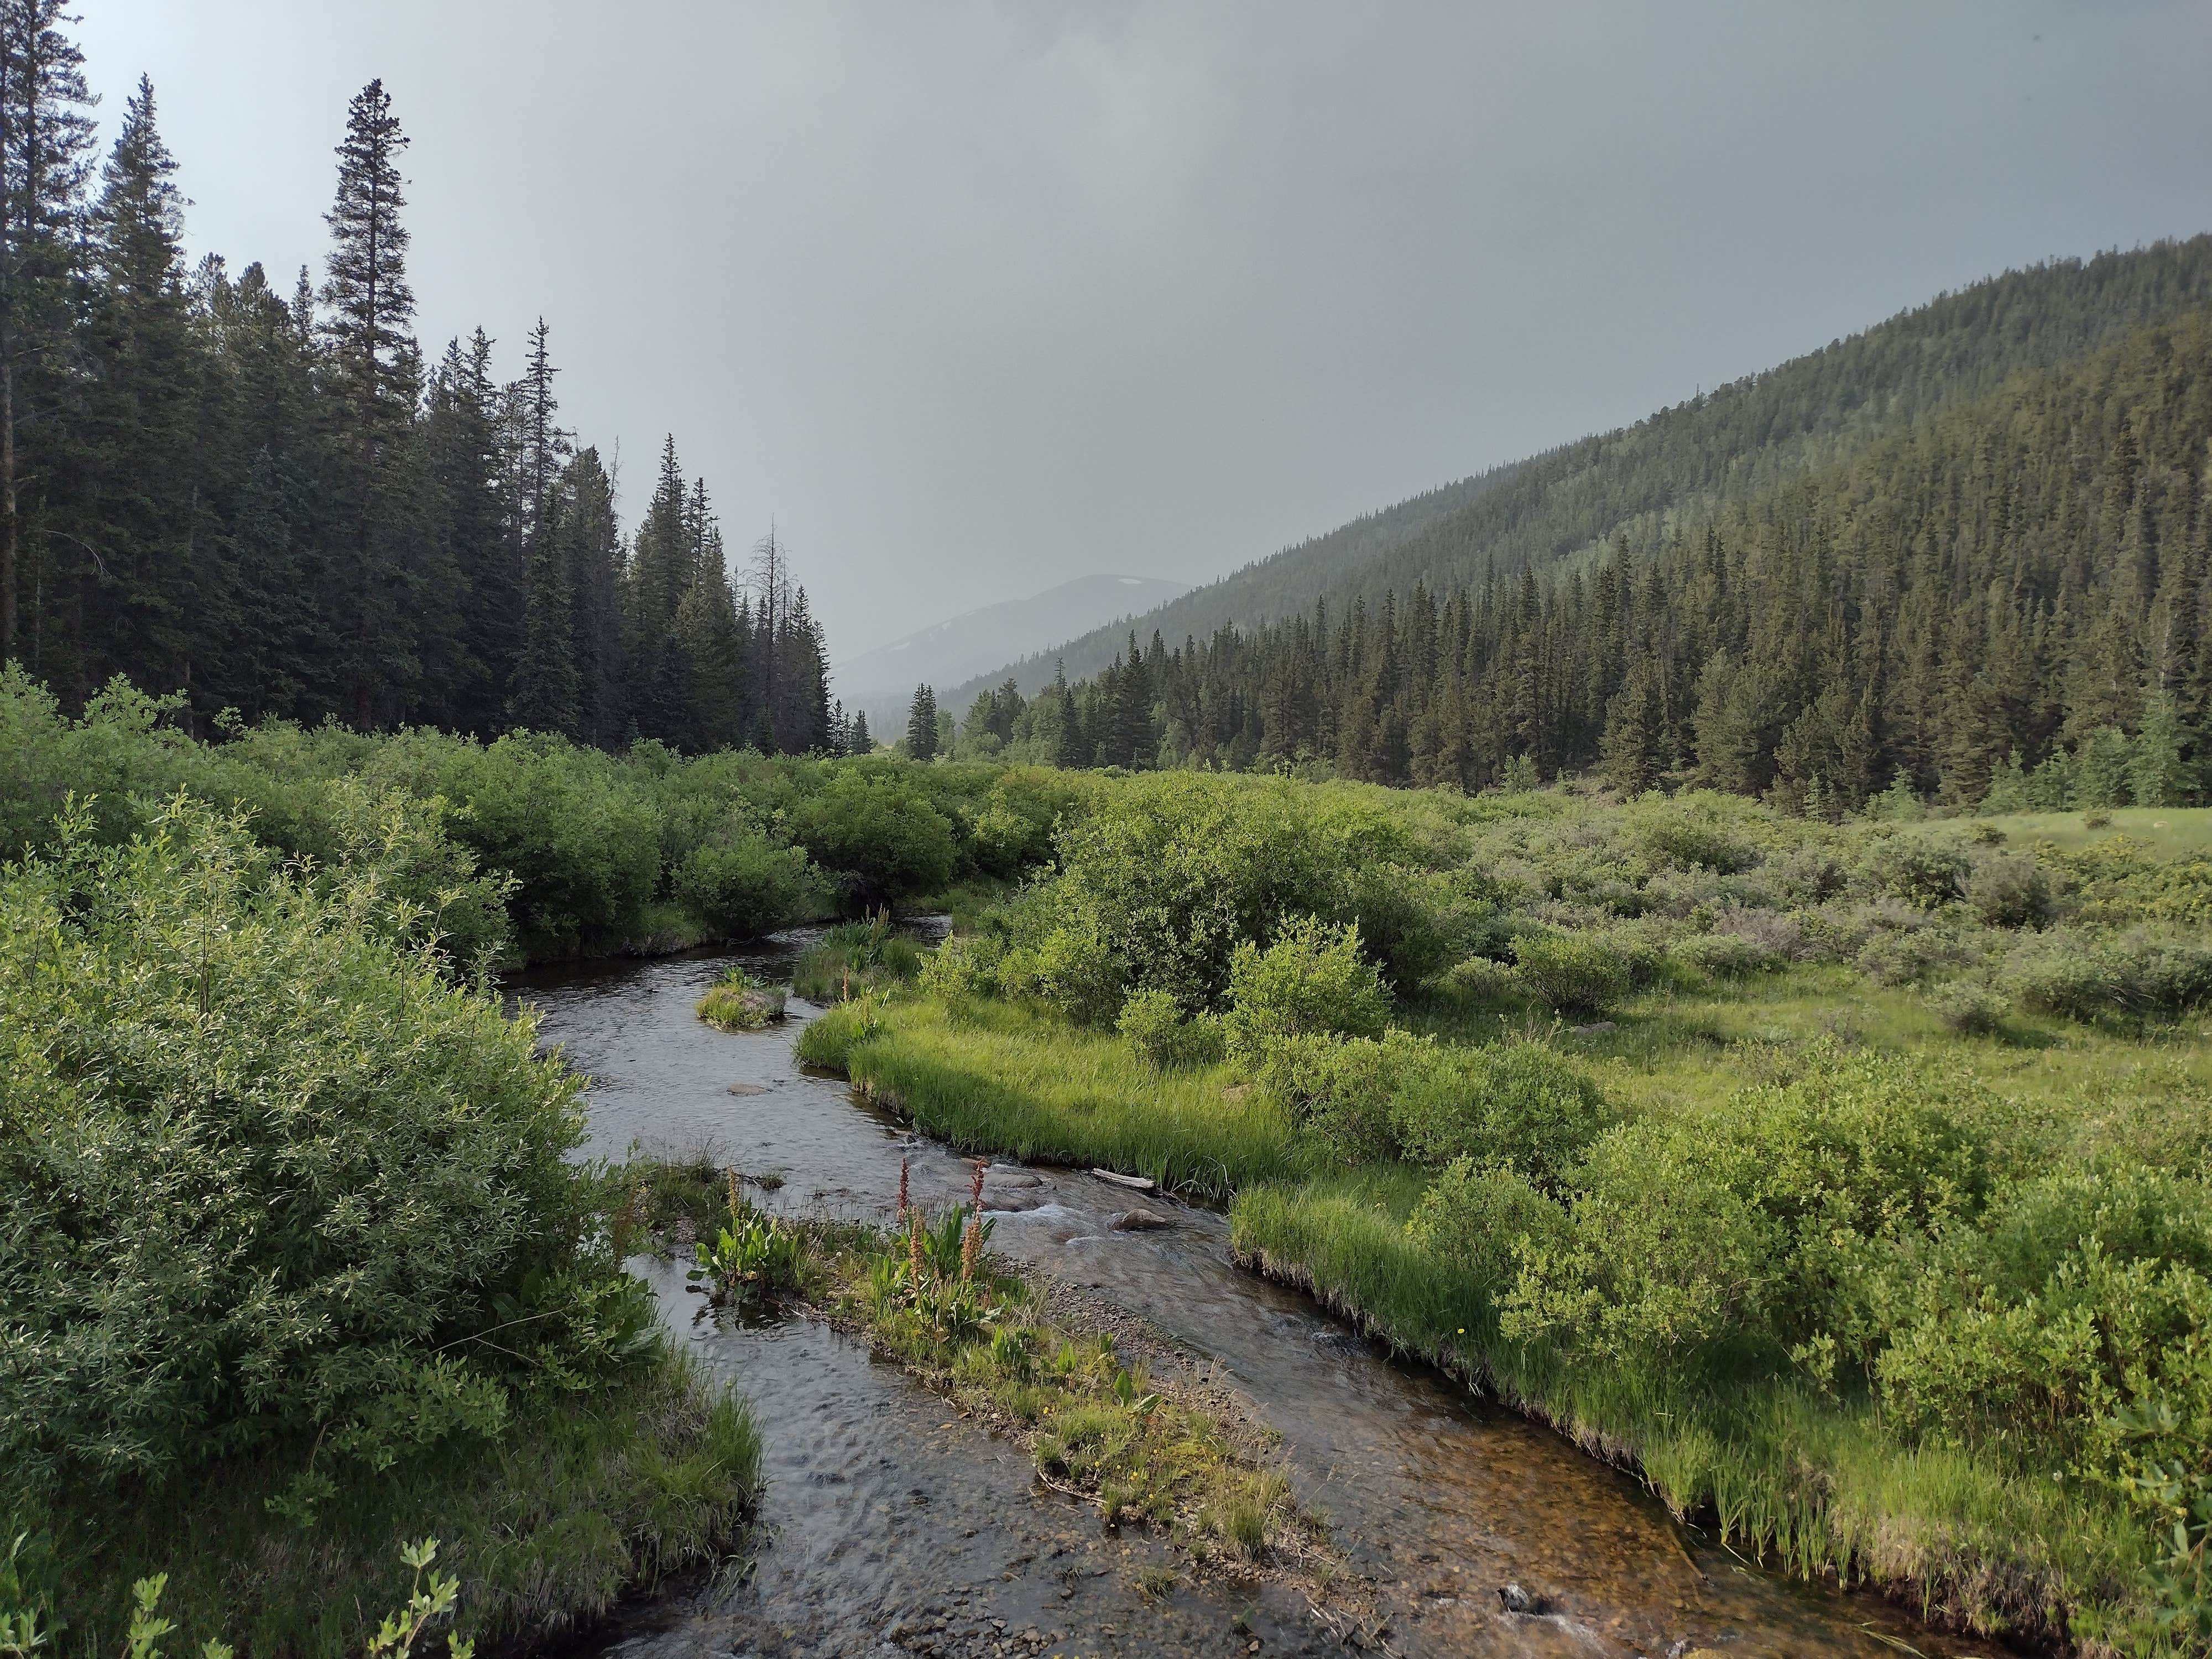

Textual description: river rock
[987,1164,1044,1187]
[1112,1207,1174,1232]
[726,1082,768,1095]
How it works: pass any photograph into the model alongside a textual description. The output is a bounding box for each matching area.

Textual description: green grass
[823,980,2190,1650]
[830,995,1300,1200]
[1975,807,2212,855]
[20,1351,759,1659]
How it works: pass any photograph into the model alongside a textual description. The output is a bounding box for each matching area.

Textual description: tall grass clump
[791,911,924,1001]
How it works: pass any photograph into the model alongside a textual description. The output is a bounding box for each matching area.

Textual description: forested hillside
[973,245,2212,809]
[0,18,836,753]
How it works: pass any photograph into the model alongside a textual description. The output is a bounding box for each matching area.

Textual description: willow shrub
[0,800,645,1501]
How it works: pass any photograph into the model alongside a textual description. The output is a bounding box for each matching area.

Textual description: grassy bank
[24,1354,759,1658]
[807,996,2137,1646]
[802,995,1298,1201]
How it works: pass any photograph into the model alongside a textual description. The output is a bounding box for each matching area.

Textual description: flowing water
[521,938,2011,1659]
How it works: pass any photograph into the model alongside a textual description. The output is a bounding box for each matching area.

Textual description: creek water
[520,936,2008,1659]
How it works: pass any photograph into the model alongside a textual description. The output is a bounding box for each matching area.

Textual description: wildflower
[961,1211,983,1282]
[898,1157,910,1225]
[969,1157,987,1212]
[909,1209,925,1280]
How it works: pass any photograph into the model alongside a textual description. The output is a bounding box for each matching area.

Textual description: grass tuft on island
[650,1156,1345,1598]
[697,966,788,1030]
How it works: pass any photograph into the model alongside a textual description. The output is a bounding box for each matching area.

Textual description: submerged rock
[1112,1207,1174,1232]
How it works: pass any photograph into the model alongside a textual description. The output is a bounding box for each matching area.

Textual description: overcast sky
[82,2,2212,658]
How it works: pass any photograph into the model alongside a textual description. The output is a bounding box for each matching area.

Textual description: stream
[519,936,2009,1659]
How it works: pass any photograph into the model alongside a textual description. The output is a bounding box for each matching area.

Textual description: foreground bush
[1222,916,1391,1058]
[1501,1047,1992,1379]
[0,801,644,1499]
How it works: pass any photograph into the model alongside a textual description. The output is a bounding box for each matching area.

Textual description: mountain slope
[993,290,2212,806]
[836,575,1188,730]
[952,237,2212,715]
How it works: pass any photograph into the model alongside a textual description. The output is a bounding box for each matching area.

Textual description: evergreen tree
[0,0,96,664]
[319,79,427,726]
[906,684,938,759]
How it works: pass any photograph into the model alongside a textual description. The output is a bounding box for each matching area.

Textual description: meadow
[9,672,2212,1655]
[797,771,2212,1656]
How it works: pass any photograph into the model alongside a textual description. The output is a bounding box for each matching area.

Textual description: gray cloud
[81,2,2212,655]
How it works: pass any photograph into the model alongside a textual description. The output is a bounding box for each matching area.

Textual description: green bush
[1509,929,1629,1015]
[1966,849,2055,929]
[919,932,1005,1000]
[1669,931,1775,980]
[1003,921,1129,1026]
[1115,989,1228,1071]
[1632,799,1759,874]
[1250,1031,1428,1165]
[1871,1167,2212,1486]
[787,772,958,904]
[1387,1040,1610,1188]
[0,801,640,1498]
[1340,862,1483,989]
[1223,916,1392,1060]
[1856,923,1985,987]
[366,731,664,950]
[1925,979,2010,1035]
[1501,1047,1991,1377]
[2001,928,2212,1022]
[672,833,820,940]
[1034,773,1407,1010]
[1865,826,1975,909]
[1405,1160,1572,1295]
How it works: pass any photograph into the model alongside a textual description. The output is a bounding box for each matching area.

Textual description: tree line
[0,4,841,754]
[961,304,2212,811]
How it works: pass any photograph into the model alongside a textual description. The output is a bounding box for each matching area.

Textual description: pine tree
[0,0,96,663]
[2130,688,2188,807]
[426,328,512,731]
[319,79,425,726]
[82,76,197,703]
[906,684,938,760]
[849,707,871,754]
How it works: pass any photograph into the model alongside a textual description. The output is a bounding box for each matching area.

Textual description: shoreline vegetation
[10,673,2212,1655]
[0,789,762,1655]
[787,774,2212,1657]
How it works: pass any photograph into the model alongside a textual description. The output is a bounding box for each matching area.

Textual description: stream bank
[520,940,2016,1659]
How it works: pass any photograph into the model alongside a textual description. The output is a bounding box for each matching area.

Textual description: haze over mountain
[835,574,1187,731]
[950,241,2212,713]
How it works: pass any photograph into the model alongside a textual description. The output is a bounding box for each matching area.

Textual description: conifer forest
[9,7,2212,1659]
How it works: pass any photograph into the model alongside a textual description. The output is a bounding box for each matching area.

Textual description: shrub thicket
[0,801,649,1501]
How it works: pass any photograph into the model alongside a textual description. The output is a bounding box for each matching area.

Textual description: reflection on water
[518,940,2009,1659]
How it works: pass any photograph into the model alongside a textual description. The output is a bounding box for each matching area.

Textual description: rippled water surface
[519,939,2009,1659]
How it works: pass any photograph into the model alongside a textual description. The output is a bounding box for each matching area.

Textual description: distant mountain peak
[836,573,1190,726]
